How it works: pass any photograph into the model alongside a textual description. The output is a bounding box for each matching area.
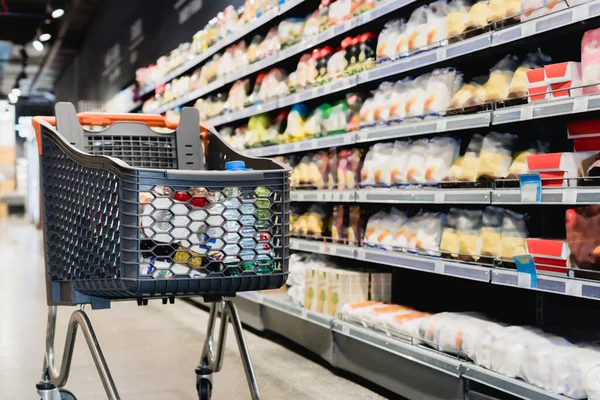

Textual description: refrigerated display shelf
[149,1,600,120]
[288,187,600,205]
[231,291,572,400]
[198,1,600,126]
[289,238,600,300]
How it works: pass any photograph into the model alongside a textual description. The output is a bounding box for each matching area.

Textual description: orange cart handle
[34,112,180,129]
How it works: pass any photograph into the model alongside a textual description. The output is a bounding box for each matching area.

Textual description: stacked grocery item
[288,148,363,189]
[340,304,600,399]
[362,206,528,263]
[290,204,363,244]
[302,258,392,317]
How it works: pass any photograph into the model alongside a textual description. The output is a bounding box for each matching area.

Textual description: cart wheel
[197,379,212,400]
[59,389,77,400]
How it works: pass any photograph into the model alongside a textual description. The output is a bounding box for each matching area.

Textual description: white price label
[565,280,583,297]
[573,96,589,113]
[519,104,534,121]
[342,324,351,335]
[518,272,532,288]
[300,309,308,319]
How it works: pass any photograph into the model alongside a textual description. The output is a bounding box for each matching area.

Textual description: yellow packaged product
[457,209,483,261]
[477,132,517,180]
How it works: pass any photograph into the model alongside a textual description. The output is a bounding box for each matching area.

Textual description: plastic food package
[258,68,289,102]
[364,211,388,246]
[296,53,318,89]
[362,304,414,328]
[406,6,430,53]
[332,205,346,242]
[406,139,430,183]
[258,27,281,59]
[478,132,518,180]
[450,76,488,109]
[246,73,265,106]
[500,209,528,260]
[298,205,327,236]
[424,69,463,115]
[414,213,445,255]
[323,101,348,134]
[447,0,472,38]
[346,93,365,131]
[386,78,411,121]
[405,74,430,118]
[566,206,600,271]
[347,205,362,244]
[245,114,271,148]
[327,49,347,80]
[329,0,352,25]
[521,0,567,21]
[282,104,308,142]
[361,143,394,186]
[481,55,519,102]
[488,0,521,22]
[424,137,461,183]
[386,311,432,340]
[377,208,408,249]
[315,46,335,82]
[247,35,263,63]
[457,209,483,261]
[372,82,394,122]
[377,20,405,61]
[227,80,250,112]
[508,50,551,98]
[582,28,600,95]
[480,206,505,258]
[338,148,363,189]
[217,5,240,39]
[450,134,484,182]
[425,1,450,47]
[359,91,377,125]
[340,301,386,324]
[390,141,412,184]
[506,139,549,179]
[303,105,326,139]
[441,208,461,258]
[262,110,288,146]
[278,18,305,47]
[465,1,491,30]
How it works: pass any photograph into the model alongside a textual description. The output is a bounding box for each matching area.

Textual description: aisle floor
[0,219,386,400]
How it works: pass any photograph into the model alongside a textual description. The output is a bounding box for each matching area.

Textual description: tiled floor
[0,219,385,400]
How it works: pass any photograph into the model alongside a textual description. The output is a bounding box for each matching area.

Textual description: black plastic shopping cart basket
[32,103,290,400]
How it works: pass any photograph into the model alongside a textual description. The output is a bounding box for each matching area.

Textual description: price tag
[519,104,534,121]
[522,21,536,37]
[300,308,308,319]
[436,119,447,132]
[565,279,583,297]
[342,323,351,335]
[519,173,542,203]
[514,255,537,289]
[573,96,589,113]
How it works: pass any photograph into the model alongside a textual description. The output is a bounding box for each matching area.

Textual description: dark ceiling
[0,0,103,98]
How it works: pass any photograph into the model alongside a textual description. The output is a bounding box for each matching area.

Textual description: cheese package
[457,209,483,261]
[500,209,529,260]
[480,206,505,258]
[477,132,518,180]
[441,208,461,258]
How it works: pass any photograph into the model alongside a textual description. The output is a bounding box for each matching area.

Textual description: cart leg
[36,306,120,400]
[195,299,261,400]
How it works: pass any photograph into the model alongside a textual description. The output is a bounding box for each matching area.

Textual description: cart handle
[32,112,212,155]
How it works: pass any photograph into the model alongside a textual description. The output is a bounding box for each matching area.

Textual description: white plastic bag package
[361,142,394,186]
[522,0,567,22]
[580,346,600,399]
[425,0,450,48]
[373,82,395,123]
[500,209,528,260]
[414,212,445,256]
[390,140,412,184]
[478,326,544,375]
[405,6,430,54]
[424,68,464,115]
[384,311,431,340]
[340,301,383,324]
[364,211,388,246]
[392,217,417,250]
[388,78,413,121]
[406,139,430,183]
[433,312,491,354]
[377,20,405,61]
[360,91,377,126]
[424,137,461,183]
[362,304,414,329]
[378,208,408,249]
[405,74,431,118]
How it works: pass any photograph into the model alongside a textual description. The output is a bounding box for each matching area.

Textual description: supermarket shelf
[246,133,356,156]
[140,5,285,96]
[491,269,600,300]
[200,1,600,126]
[233,291,569,400]
[288,187,600,205]
[290,238,600,300]
[492,93,600,125]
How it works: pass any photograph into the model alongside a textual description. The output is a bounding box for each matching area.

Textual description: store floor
[0,219,386,400]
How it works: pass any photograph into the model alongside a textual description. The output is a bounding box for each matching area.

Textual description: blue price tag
[519,173,542,202]
[514,255,537,289]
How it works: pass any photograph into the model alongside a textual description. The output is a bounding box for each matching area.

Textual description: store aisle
[0,219,385,400]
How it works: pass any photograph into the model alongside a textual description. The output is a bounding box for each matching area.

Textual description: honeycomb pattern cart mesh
[38,104,290,306]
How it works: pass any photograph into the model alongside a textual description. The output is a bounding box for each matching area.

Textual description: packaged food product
[506,139,549,179]
[406,5,430,53]
[282,104,308,142]
[582,27,600,95]
[262,110,288,146]
[521,0,567,21]
[441,208,461,258]
[406,139,430,183]
[304,105,326,139]
[414,212,445,256]
[245,113,271,148]
[227,79,250,112]
[488,0,521,22]
[390,140,412,184]
[296,53,318,89]
[424,68,463,115]
[323,101,348,134]
[508,50,552,99]
[500,210,528,260]
[329,0,352,25]
[480,206,505,258]
[388,78,413,121]
[447,133,483,182]
[481,55,519,102]
[425,0,450,47]
[447,0,472,38]
[364,211,388,246]
[346,93,365,131]
[377,20,405,61]
[373,82,394,122]
[424,137,461,183]
[338,148,363,189]
[378,208,408,249]
[351,0,376,16]
[566,206,600,271]
[347,205,362,245]
[258,27,281,59]
[356,32,378,72]
[247,35,263,63]
[478,132,518,180]
[457,209,483,261]
[405,74,430,118]
[258,68,289,102]
[465,0,491,30]
[300,205,328,236]
[316,46,335,82]
[278,18,305,47]
[450,76,488,109]
[359,91,377,125]
[361,143,394,186]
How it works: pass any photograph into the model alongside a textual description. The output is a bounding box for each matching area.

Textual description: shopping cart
[32,103,290,400]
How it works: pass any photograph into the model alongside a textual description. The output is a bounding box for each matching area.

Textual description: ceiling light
[11,88,21,97]
[33,40,44,52]
[51,8,64,18]
[39,33,51,42]
[8,93,18,104]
